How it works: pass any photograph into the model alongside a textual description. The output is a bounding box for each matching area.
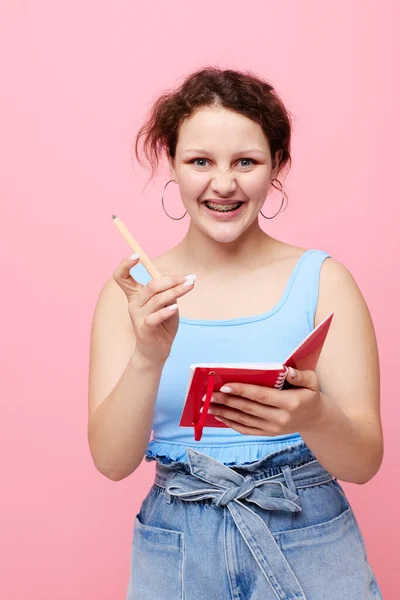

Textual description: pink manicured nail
[202,394,215,403]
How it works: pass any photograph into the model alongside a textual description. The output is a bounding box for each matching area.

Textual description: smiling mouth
[203,201,244,212]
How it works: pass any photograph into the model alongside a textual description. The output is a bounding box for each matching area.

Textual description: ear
[167,154,177,182]
[271,150,283,178]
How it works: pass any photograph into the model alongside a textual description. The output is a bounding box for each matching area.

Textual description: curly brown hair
[132,66,293,198]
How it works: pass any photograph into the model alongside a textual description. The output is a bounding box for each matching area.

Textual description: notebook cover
[283,312,333,372]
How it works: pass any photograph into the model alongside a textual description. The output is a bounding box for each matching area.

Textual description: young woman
[88,67,383,599]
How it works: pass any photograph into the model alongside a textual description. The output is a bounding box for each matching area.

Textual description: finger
[217,382,273,404]
[285,367,319,390]
[211,392,279,415]
[140,273,195,310]
[213,414,267,436]
[112,254,143,301]
[143,302,180,327]
[216,384,289,409]
[209,399,285,435]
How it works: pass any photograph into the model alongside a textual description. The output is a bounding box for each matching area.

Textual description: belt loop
[155,464,172,503]
[281,465,297,494]
[163,471,175,504]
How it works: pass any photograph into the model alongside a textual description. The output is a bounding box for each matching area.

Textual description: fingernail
[130,253,140,261]
[183,274,197,286]
[183,278,196,287]
[220,386,232,393]
[202,394,215,403]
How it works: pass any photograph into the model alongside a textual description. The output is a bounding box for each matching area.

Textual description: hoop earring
[161,179,187,220]
[260,179,286,219]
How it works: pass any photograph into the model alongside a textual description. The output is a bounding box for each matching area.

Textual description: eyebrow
[182,148,266,156]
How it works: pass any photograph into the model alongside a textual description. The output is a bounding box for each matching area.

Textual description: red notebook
[179,312,334,441]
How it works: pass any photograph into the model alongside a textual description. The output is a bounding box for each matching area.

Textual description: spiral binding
[275,366,289,389]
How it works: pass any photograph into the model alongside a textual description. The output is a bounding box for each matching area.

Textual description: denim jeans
[125,440,382,599]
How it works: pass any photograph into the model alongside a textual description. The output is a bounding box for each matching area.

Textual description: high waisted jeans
[125,440,382,599]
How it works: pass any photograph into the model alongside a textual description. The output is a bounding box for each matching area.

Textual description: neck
[173,219,278,277]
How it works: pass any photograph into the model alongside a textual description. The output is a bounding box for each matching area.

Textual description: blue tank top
[129,248,331,466]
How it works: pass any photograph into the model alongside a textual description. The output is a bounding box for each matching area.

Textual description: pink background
[1,1,398,598]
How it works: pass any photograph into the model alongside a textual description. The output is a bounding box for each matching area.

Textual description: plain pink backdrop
[1,1,398,598]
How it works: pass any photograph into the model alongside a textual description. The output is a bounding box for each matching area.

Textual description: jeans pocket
[271,486,380,600]
[128,513,184,600]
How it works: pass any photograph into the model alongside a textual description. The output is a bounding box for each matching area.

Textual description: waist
[154,440,334,490]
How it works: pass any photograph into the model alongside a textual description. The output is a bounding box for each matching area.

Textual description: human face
[168,105,280,241]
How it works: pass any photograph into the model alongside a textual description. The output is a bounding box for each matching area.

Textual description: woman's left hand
[205,367,326,436]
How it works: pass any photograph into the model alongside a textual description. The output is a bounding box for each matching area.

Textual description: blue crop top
[129,248,331,466]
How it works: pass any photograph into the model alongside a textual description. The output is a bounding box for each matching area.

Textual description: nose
[209,167,237,196]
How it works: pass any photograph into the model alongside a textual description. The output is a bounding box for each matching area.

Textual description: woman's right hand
[112,255,196,365]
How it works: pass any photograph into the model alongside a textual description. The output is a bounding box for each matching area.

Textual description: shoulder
[93,276,132,329]
[100,275,129,303]
[315,256,371,328]
[318,256,362,302]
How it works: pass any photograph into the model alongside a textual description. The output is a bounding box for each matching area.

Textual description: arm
[88,351,164,481]
[209,258,384,485]
[300,258,383,484]
[88,278,164,481]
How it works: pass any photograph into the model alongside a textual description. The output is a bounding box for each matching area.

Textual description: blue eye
[238,158,255,168]
[189,158,256,168]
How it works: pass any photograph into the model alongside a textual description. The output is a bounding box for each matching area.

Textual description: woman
[88,67,383,599]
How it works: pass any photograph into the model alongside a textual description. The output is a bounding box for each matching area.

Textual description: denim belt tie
[155,447,333,600]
